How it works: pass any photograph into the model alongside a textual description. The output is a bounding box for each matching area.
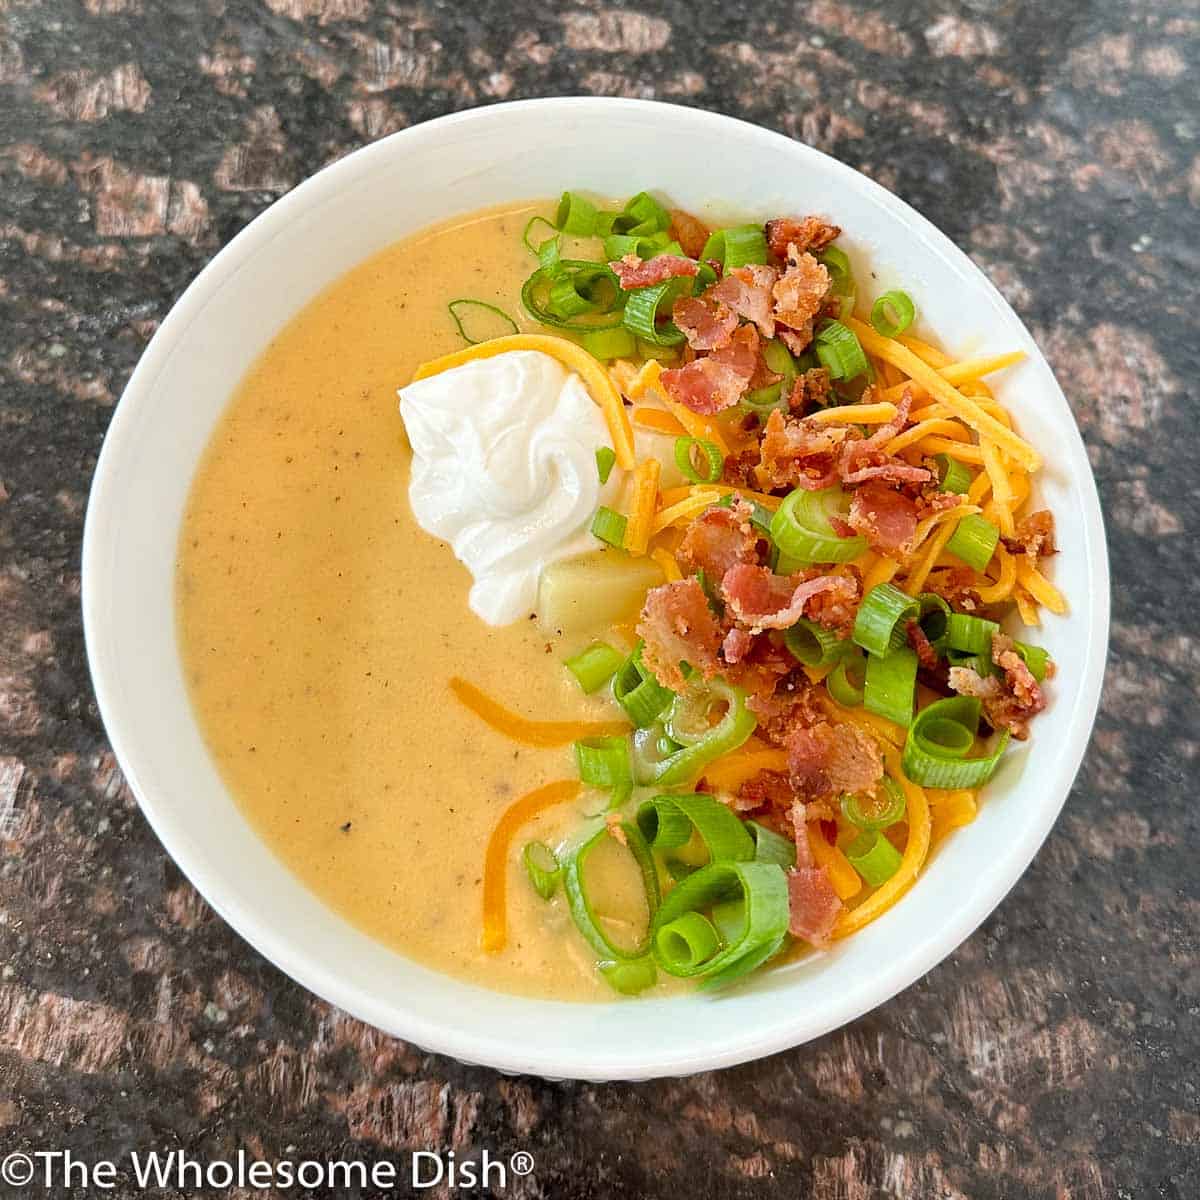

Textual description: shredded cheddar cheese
[623,458,662,556]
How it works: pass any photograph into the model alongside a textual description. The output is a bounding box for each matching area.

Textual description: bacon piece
[719,632,796,698]
[659,325,760,414]
[906,619,939,672]
[948,634,1047,742]
[847,481,920,556]
[678,500,761,580]
[786,720,883,802]
[765,216,841,260]
[1003,509,1057,560]
[788,367,833,416]
[788,867,843,945]
[771,249,830,353]
[736,769,794,815]
[758,408,845,490]
[609,253,700,290]
[672,295,739,352]
[669,209,710,259]
[636,578,723,691]
[722,446,761,488]
[747,675,822,746]
[836,388,931,487]
[924,567,982,613]
[721,626,755,665]
[709,264,779,338]
[721,564,859,633]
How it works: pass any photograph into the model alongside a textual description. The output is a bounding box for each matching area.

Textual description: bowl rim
[82,97,1110,1079]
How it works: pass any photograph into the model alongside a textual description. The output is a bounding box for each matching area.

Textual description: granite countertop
[1,1,1196,1196]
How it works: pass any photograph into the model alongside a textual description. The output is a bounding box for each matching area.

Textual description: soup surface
[178,202,650,1001]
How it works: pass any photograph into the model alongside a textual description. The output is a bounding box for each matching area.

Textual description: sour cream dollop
[398,350,618,625]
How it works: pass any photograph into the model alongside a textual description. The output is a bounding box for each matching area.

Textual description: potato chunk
[537,552,664,634]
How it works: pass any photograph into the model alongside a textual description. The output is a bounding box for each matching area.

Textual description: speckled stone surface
[1,2,1197,1196]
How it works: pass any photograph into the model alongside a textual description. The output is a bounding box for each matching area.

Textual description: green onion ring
[674,436,724,484]
[522,841,562,899]
[447,299,519,345]
[852,582,921,657]
[901,695,1010,787]
[869,290,916,338]
[770,486,867,565]
[841,775,906,831]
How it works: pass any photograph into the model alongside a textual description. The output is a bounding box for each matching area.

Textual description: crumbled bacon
[948,635,1046,741]
[787,367,833,416]
[906,619,940,672]
[765,216,841,260]
[830,390,931,489]
[669,209,710,259]
[672,295,739,352]
[677,499,761,580]
[709,264,779,339]
[787,865,843,946]
[785,720,883,802]
[721,564,859,633]
[722,446,762,488]
[747,676,822,747]
[924,567,982,612]
[636,578,723,691]
[847,481,920,557]
[721,631,796,697]
[736,769,794,815]
[609,253,699,290]
[771,249,830,354]
[659,325,760,414]
[1003,509,1057,560]
[758,408,845,491]
[722,626,755,665]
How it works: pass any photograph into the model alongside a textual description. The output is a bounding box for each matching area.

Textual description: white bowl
[82,98,1109,1081]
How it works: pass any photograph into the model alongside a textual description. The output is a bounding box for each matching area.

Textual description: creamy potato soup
[179,193,1060,1002]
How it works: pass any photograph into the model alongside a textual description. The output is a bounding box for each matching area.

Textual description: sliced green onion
[700,225,769,271]
[564,821,660,962]
[599,957,657,995]
[901,695,1010,787]
[917,593,951,650]
[447,299,518,344]
[746,820,797,868]
[944,613,999,655]
[621,278,689,346]
[742,340,798,414]
[841,775,906,831]
[869,290,916,338]
[591,505,627,548]
[581,326,637,361]
[827,648,867,707]
[622,191,672,233]
[864,648,918,727]
[770,486,867,565]
[1014,640,1051,682]
[845,829,903,887]
[946,514,1000,571]
[595,445,616,485]
[565,641,624,694]
[521,260,625,331]
[632,680,757,786]
[522,215,558,254]
[819,246,854,294]
[815,320,869,381]
[556,191,599,235]
[536,234,563,276]
[934,453,972,495]
[674,436,724,484]
[574,735,632,792]
[656,912,721,972]
[522,841,562,899]
[853,583,921,657]
[636,793,755,864]
[603,231,673,261]
[691,260,718,295]
[593,211,620,237]
[650,860,789,985]
[637,338,681,363]
[784,618,849,668]
[612,642,675,728]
